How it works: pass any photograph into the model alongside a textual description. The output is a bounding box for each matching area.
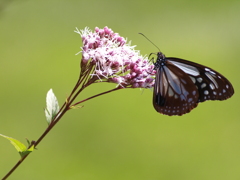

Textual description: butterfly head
[153,52,166,69]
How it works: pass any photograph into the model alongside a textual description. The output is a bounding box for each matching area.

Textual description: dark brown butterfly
[139,33,234,116]
[152,52,234,116]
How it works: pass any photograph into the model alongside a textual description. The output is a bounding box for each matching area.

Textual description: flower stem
[71,86,122,107]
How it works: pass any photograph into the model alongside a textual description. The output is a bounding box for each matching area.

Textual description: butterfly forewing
[167,58,234,102]
[153,52,234,116]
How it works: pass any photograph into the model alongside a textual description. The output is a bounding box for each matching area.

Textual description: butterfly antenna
[139,33,161,52]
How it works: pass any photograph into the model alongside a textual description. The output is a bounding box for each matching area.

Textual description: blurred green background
[0,0,239,179]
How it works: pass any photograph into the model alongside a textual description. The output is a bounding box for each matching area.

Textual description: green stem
[71,86,122,107]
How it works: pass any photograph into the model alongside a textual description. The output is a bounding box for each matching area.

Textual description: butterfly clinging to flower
[140,33,234,116]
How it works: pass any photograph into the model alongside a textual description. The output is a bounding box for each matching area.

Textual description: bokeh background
[0,0,239,179]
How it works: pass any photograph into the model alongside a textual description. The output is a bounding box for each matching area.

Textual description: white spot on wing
[188,98,193,102]
[210,83,215,90]
[204,90,209,95]
[192,90,196,95]
[168,87,174,97]
[201,83,207,88]
[190,76,196,83]
[197,77,203,83]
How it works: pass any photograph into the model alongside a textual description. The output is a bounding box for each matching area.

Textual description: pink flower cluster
[75,26,155,88]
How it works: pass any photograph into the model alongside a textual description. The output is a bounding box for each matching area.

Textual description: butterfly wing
[167,58,234,102]
[153,61,199,116]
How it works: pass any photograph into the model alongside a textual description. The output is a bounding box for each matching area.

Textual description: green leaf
[0,134,34,158]
[20,146,34,157]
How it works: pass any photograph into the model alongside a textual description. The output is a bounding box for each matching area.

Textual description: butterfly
[152,52,234,116]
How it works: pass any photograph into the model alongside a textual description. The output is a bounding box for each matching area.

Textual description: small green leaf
[0,134,26,151]
[45,89,60,124]
[26,138,31,146]
[20,146,34,157]
[0,134,34,158]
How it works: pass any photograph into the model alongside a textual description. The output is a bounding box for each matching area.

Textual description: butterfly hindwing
[153,61,199,116]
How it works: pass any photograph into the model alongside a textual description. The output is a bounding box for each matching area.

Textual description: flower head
[75,26,155,88]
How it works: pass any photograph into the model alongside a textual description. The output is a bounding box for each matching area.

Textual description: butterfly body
[153,52,234,116]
